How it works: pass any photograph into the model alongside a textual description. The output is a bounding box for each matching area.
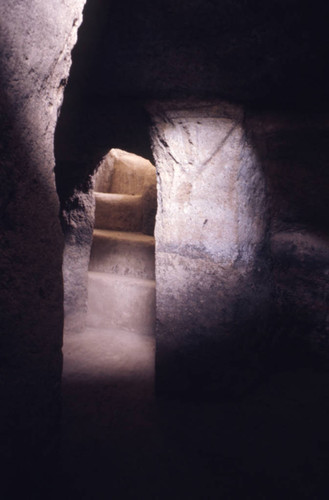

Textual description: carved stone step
[86,271,155,335]
[89,229,155,280]
[94,192,143,232]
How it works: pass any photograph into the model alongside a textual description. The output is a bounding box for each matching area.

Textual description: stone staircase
[86,149,156,335]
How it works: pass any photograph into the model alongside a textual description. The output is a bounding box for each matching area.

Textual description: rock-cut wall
[248,111,329,359]
[0,0,86,486]
[149,100,271,395]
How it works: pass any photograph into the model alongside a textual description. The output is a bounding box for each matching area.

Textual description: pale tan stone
[148,100,270,393]
[89,229,155,280]
[87,272,155,335]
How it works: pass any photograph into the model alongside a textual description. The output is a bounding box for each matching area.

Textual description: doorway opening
[86,148,157,336]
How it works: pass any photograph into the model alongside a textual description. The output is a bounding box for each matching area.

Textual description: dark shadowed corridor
[60,326,329,499]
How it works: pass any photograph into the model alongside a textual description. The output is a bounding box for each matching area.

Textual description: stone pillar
[149,101,270,395]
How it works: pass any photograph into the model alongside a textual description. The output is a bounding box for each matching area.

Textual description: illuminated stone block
[149,100,270,394]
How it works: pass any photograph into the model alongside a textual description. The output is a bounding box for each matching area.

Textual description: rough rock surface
[149,100,270,394]
[0,0,85,486]
[247,112,329,356]
[271,231,329,351]
[67,0,329,108]
[61,185,95,334]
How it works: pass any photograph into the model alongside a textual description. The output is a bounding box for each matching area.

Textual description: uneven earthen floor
[60,328,329,499]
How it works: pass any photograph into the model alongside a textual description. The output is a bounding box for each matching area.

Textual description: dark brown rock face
[66,0,329,107]
[247,113,329,358]
[0,0,85,489]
